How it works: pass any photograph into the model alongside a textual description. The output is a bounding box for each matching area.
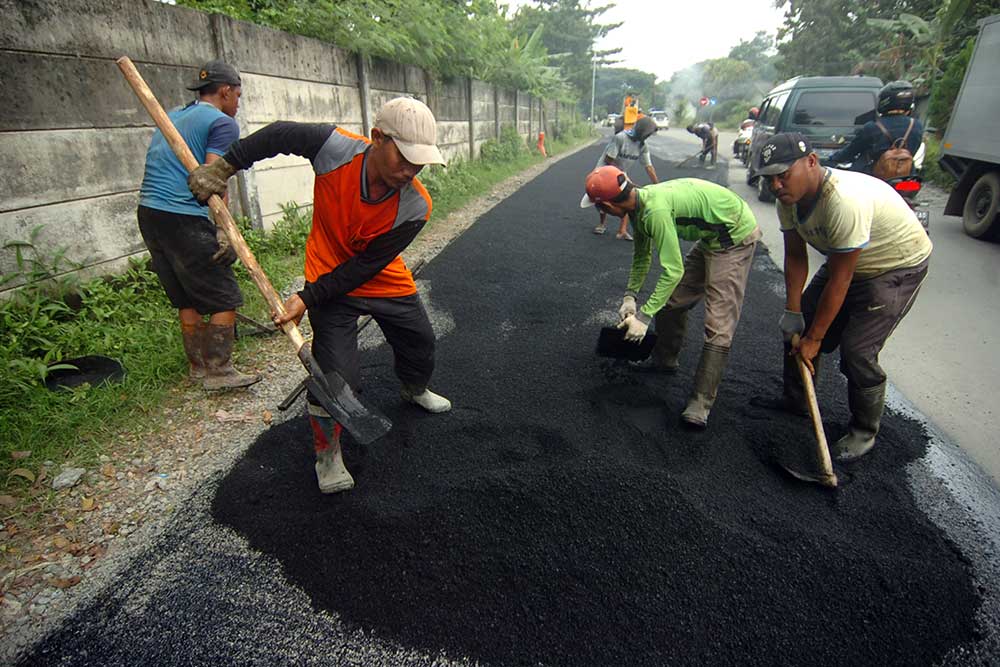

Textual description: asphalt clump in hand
[211,144,980,666]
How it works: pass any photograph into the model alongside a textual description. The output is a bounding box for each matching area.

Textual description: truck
[939,14,1000,240]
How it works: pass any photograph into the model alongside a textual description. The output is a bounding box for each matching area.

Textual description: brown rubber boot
[680,343,729,428]
[202,323,261,390]
[180,321,206,381]
[630,308,687,373]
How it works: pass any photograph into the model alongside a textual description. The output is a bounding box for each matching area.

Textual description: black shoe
[749,395,808,417]
[628,357,678,374]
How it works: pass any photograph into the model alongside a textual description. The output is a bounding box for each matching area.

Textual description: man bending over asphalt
[188,97,451,495]
[751,133,931,481]
[686,122,718,167]
[591,115,659,240]
[581,167,761,427]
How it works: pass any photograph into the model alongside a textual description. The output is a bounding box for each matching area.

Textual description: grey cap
[756,132,813,176]
[187,60,242,91]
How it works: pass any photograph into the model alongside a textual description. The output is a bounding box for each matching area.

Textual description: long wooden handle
[792,336,837,487]
[116,56,306,352]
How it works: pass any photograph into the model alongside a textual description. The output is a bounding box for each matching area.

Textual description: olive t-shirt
[777,168,931,278]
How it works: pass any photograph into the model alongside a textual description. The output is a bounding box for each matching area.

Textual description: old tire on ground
[757,175,775,203]
[963,171,1000,240]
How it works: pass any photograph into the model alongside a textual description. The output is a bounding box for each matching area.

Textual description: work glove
[779,309,805,342]
[617,314,648,343]
[618,295,637,322]
[210,226,237,265]
[188,157,237,203]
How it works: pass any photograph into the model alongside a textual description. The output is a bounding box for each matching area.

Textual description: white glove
[618,295,637,321]
[617,314,648,342]
[779,309,805,342]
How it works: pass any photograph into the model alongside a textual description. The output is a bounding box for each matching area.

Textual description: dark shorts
[137,205,243,314]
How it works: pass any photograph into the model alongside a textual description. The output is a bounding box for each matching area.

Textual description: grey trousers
[305,292,436,407]
[654,226,762,349]
[801,259,929,388]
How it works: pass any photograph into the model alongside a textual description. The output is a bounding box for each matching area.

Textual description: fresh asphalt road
[646,127,1000,486]
[19,136,1000,666]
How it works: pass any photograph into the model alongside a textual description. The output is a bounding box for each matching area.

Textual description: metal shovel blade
[305,371,392,445]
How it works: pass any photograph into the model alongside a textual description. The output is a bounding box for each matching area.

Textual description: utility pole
[590,54,597,122]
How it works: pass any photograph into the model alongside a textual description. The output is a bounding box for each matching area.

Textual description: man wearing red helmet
[580,166,761,427]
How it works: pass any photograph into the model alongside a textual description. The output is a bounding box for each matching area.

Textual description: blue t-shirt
[139,101,240,218]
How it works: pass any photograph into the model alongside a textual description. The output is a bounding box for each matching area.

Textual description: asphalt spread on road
[23,143,983,666]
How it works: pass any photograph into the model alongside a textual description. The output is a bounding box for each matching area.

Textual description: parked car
[747,75,883,201]
[649,110,670,130]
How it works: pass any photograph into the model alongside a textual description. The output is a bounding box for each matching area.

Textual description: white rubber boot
[401,386,452,413]
[309,406,354,494]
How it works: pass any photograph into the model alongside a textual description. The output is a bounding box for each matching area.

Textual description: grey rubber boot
[180,321,206,381]
[202,323,262,390]
[680,343,729,427]
[832,381,886,462]
[309,407,354,494]
[631,308,687,373]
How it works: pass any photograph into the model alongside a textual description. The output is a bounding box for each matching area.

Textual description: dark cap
[756,132,813,176]
[186,60,242,91]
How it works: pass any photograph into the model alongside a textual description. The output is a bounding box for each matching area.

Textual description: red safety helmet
[579,166,633,208]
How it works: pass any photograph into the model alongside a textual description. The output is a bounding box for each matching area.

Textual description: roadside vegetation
[0,128,594,499]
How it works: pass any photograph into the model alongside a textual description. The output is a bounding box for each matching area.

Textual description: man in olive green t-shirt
[753,133,931,475]
[580,167,761,427]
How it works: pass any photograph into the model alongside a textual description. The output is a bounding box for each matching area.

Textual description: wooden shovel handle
[116,56,306,352]
[791,335,837,486]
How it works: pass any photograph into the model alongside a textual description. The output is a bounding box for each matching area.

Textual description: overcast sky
[507,0,788,81]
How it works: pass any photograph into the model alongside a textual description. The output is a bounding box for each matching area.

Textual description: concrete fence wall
[0,0,571,294]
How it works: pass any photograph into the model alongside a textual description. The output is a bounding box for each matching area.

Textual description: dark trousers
[800,259,928,389]
[306,292,436,406]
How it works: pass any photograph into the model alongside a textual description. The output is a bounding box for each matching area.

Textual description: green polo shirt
[627,179,758,320]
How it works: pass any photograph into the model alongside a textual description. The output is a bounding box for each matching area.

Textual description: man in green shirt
[580,166,761,427]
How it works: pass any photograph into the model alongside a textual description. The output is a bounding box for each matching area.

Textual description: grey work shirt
[597,130,652,174]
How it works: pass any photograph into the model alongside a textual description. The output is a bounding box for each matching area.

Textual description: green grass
[0,128,594,493]
[920,134,955,191]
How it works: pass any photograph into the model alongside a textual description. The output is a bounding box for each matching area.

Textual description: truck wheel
[757,175,775,203]
[963,171,1000,240]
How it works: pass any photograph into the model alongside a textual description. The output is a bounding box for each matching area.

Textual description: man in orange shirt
[189,98,450,494]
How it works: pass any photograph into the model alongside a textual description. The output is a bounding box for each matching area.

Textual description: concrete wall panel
[1,54,205,132]
[213,15,357,86]
[0,193,142,287]
[0,127,152,212]
[253,165,316,226]
[239,74,363,126]
[368,58,407,93]
[0,0,212,64]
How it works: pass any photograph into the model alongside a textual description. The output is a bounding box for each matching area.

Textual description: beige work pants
[655,226,761,349]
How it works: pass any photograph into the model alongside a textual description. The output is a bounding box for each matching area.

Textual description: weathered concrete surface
[0,0,553,295]
[0,127,151,212]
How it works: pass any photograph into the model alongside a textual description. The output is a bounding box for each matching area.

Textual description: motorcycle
[887,175,930,232]
[733,119,754,166]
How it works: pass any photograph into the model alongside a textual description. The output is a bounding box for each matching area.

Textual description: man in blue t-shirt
[137,59,259,390]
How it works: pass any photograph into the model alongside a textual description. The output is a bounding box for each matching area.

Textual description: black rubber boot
[202,323,262,390]
[749,343,819,417]
[680,343,729,428]
[630,308,687,373]
[832,381,886,462]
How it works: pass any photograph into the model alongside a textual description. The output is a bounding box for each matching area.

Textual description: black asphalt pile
[209,145,981,665]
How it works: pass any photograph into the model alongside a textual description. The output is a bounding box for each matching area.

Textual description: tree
[511,0,622,102]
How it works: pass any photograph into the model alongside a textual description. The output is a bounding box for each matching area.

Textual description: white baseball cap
[374,97,446,166]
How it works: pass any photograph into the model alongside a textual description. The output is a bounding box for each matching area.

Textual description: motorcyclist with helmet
[825,80,924,175]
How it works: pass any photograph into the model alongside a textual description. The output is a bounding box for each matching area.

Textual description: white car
[650,111,670,130]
